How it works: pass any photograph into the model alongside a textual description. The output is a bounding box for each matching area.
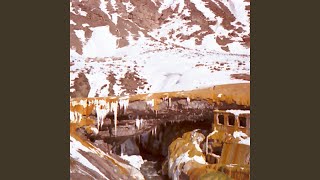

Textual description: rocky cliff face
[70,0,250,54]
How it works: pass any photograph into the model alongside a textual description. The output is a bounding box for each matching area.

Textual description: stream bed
[111,119,212,179]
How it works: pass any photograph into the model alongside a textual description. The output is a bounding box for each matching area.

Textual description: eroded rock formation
[70,83,250,179]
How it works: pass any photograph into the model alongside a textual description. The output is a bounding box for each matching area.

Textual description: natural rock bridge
[70,83,250,137]
[70,83,250,179]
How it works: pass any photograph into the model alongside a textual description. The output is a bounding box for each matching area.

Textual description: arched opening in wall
[218,114,224,125]
[206,154,219,164]
[239,117,247,128]
[206,141,223,164]
[212,144,223,156]
[228,115,235,126]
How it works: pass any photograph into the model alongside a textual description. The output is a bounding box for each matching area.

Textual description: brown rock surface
[70,73,91,98]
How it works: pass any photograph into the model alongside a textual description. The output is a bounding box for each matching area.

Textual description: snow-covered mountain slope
[70,0,250,55]
[70,0,250,98]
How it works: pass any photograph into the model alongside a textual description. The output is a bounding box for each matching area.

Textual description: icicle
[71,111,80,123]
[95,100,108,130]
[140,118,143,129]
[119,98,129,113]
[121,144,124,156]
[71,109,81,123]
[187,97,190,104]
[79,99,87,108]
[87,100,92,106]
[70,111,75,123]
[111,101,118,136]
[71,100,77,107]
[103,100,110,129]
[94,99,110,130]
[94,99,99,106]
[70,100,86,123]
[95,106,102,130]
[136,117,140,130]
[146,99,155,107]
[77,112,82,123]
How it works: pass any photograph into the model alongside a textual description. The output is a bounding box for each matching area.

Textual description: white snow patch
[193,155,207,164]
[233,131,248,139]
[221,0,250,27]
[226,109,250,116]
[111,14,119,24]
[110,0,117,10]
[82,26,118,58]
[70,2,76,14]
[78,8,87,16]
[71,31,250,97]
[190,0,216,21]
[182,9,190,16]
[86,72,110,97]
[201,34,225,53]
[70,20,76,25]
[209,17,231,36]
[233,131,250,145]
[123,1,135,13]
[99,0,108,14]
[120,155,144,170]
[159,0,185,13]
[82,23,90,27]
[228,41,250,55]
[74,30,86,44]
[169,150,206,179]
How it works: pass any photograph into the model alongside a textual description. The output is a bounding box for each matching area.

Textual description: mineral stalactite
[119,98,129,113]
[111,101,118,136]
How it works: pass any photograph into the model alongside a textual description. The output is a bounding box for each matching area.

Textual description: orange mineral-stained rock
[168,126,250,179]
[168,130,207,179]
[70,83,250,111]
